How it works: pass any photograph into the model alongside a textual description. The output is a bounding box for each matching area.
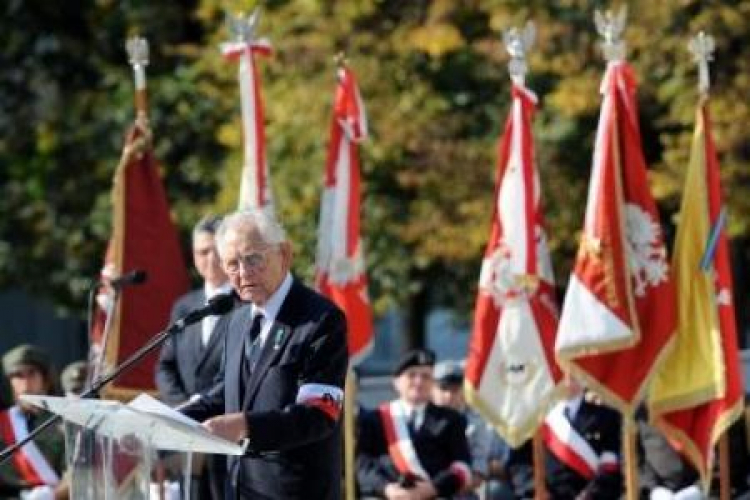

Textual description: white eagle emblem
[625,203,669,297]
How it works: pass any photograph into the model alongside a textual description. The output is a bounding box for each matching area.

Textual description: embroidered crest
[625,203,669,297]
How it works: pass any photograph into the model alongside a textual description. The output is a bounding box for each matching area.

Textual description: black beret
[394,348,436,376]
[434,360,464,387]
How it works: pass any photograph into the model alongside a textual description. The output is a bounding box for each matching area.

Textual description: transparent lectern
[21,394,244,500]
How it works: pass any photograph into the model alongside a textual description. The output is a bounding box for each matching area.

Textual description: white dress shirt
[201,282,232,346]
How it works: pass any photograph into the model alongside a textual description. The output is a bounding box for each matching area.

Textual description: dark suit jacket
[356,402,471,498]
[181,278,348,500]
[545,398,623,500]
[156,289,232,406]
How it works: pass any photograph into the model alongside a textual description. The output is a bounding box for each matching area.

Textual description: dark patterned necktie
[244,313,264,372]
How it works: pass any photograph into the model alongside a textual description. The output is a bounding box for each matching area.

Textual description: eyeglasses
[223,248,274,275]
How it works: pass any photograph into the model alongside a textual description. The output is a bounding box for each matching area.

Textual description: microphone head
[128,270,147,285]
[208,293,235,315]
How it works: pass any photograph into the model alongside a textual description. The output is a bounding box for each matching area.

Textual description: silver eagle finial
[688,31,715,95]
[594,6,628,62]
[503,21,535,85]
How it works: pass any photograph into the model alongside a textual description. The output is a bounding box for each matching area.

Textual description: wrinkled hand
[384,483,414,500]
[411,480,438,499]
[384,481,436,500]
[202,412,247,442]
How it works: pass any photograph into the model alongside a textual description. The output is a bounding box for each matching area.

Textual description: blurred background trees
[1,0,748,347]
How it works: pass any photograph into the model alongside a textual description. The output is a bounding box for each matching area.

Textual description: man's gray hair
[216,209,287,256]
[192,214,224,241]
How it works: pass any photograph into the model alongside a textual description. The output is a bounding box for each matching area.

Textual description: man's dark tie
[244,313,264,371]
[407,412,417,435]
[240,313,264,402]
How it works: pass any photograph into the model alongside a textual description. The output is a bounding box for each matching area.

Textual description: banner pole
[532,430,547,499]
[344,369,357,500]
[719,432,731,500]
[623,416,639,500]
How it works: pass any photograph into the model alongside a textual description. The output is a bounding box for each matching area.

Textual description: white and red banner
[221,38,274,211]
[315,65,373,365]
[555,62,676,413]
[465,84,562,447]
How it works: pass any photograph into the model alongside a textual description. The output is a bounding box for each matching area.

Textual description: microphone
[172,293,235,331]
[109,270,148,289]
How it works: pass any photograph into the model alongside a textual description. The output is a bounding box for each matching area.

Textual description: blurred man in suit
[179,209,348,500]
[156,214,232,499]
[543,377,623,499]
[357,349,472,499]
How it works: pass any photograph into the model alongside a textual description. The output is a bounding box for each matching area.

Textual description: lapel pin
[273,327,287,350]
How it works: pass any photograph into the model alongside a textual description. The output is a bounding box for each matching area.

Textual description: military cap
[61,360,88,394]
[2,344,51,377]
[394,348,436,376]
[433,360,464,387]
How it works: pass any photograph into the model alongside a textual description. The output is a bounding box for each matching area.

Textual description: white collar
[204,281,231,299]
[565,393,584,420]
[252,273,293,324]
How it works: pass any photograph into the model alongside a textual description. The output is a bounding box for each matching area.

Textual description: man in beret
[0,344,68,499]
[60,361,87,397]
[356,349,472,499]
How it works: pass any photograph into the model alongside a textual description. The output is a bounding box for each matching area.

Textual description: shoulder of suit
[290,279,344,319]
[174,289,203,308]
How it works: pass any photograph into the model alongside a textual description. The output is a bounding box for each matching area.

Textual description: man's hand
[411,480,438,499]
[202,412,247,442]
[383,483,415,500]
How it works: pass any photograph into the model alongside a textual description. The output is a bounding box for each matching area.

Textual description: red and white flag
[555,62,676,413]
[221,36,273,211]
[465,84,562,447]
[315,65,373,365]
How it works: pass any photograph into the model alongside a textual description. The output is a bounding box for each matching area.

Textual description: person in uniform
[357,349,472,499]
[156,214,233,499]
[179,209,348,500]
[542,378,622,499]
[60,361,87,397]
[0,344,68,499]
[431,360,494,499]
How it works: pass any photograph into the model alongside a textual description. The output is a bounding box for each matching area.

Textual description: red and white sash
[542,401,618,480]
[0,406,60,486]
[378,401,429,480]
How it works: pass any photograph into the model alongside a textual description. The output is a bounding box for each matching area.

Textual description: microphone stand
[0,319,186,465]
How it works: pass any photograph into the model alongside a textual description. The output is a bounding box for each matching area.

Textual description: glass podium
[21,394,243,500]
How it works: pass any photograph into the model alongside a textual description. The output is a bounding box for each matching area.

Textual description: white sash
[380,401,429,480]
[543,401,601,478]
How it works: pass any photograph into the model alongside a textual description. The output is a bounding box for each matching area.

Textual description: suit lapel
[186,292,206,366]
[195,312,229,372]
[242,280,303,410]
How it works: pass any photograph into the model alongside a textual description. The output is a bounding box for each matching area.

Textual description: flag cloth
[92,120,190,400]
[464,84,562,447]
[315,65,373,365]
[649,99,744,488]
[555,62,676,414]
[221,38,273,211]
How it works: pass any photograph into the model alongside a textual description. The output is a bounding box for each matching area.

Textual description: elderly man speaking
[179,209,348,500]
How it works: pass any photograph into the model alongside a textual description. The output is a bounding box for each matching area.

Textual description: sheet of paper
[127,393,202,429]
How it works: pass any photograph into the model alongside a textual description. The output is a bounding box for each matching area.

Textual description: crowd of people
[0,209,748,499]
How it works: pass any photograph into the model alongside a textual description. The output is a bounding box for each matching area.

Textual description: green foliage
[1,1,748,337]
